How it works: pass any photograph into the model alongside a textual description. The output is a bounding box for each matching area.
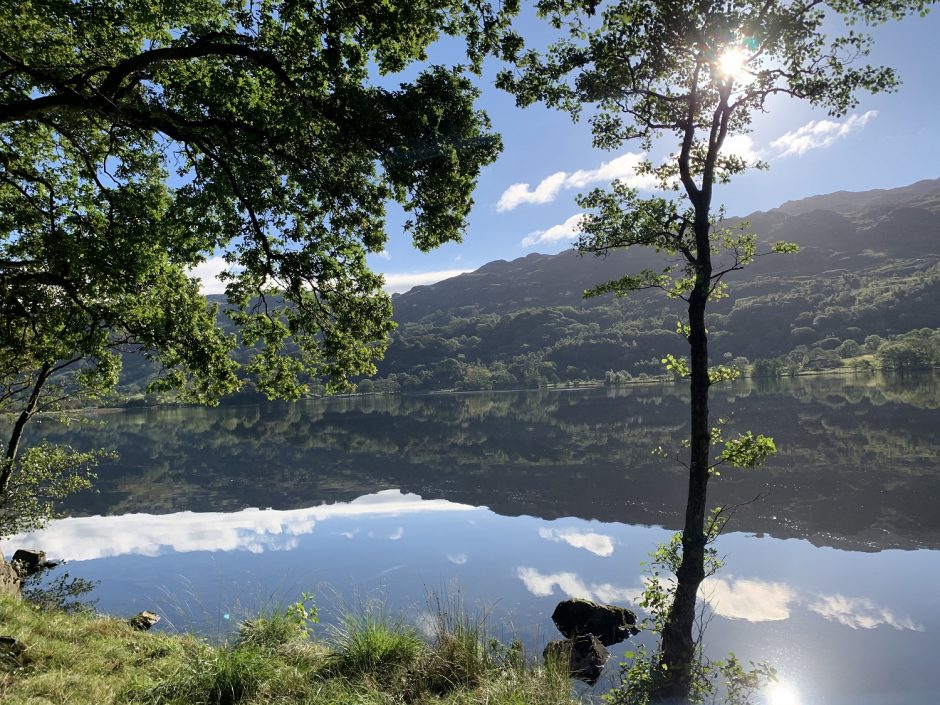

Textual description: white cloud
[447,553,468,565]
[807,593,923,631]
[376,249,391,261]
[498,171,568,210]
[699,576,795,622]
[382,269,471,294]
[388,527,404,540]
[1,490,481,562]
[722,134,761,164]
[566,152,656,190]
[770,110,878,157]
[498,152,655,212]
[189,256,232,295]
[521,213,585,249]
[538,527,615,557]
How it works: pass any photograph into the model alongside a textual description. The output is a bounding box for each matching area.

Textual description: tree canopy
[0,0,518,403]
[0,0,519,530]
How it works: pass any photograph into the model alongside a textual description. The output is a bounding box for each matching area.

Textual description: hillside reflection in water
[3,372,939,704]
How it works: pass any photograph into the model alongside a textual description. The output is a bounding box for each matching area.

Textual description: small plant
[605,527,776,705]
[237,593,317,651]
[20,565,99,614]
[0,444,102,539]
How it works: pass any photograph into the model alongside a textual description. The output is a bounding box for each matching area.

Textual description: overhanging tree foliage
[0,0,519,534]
[498,0,931,701]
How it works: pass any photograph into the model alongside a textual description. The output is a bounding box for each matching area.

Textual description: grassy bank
[0,594,581,705]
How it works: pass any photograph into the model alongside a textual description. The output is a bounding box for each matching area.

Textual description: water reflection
[1,490,480,561]
[26,371,940,553]
[700,576,795,622]
[515,566,640,605]
[6,373,940,704]
[806,593,923,632]
[537,527,615,557]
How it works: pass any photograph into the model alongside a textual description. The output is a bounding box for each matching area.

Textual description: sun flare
[765,682,801,705]
[717,46,750,82]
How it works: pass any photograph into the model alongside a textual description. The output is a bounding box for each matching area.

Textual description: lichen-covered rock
[129,611,161,631]
[543,634,610,685]
[0,559,19,597]
[551,598,638,646]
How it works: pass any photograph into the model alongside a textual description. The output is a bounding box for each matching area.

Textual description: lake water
[3,372,940,704]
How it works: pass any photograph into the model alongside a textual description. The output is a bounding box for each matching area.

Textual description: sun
[765,682,801,705]
[717,46,751,83]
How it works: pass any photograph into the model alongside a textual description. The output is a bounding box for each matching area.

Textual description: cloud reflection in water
[516,568,923,633]
[537,527,615,557]
[1,490,480,561]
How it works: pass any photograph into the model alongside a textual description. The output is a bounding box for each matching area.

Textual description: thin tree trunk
[0,362,52,496]
[651,217,713,704]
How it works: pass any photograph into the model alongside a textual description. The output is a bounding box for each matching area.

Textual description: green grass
[0,594,580,705]
[326,609,424,682]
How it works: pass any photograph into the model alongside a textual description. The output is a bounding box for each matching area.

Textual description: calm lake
[4,372,940,704]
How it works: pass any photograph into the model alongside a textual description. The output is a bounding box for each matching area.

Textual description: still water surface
[4,373,940,704]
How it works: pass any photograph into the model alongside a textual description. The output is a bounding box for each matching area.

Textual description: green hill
[374,179,940,391]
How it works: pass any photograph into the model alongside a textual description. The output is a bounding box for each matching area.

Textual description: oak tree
[0,0,517,533]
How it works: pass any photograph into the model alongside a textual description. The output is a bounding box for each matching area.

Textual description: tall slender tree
[499,1,931,700]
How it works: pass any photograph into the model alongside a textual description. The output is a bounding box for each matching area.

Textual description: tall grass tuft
[422,589,498,693]
[144,644,277,705]
[327,608,424,682]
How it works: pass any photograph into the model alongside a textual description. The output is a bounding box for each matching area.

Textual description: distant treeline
[357,259,940,393]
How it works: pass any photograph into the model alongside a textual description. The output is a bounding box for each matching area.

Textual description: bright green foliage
[0,444,103,537]
[0,0,516,525]
[236,594,318,652]
[707,364,740,383]
[0,0,514,401]
[661,353,690,379]
[606,533,775,705]
[712,429,777,474]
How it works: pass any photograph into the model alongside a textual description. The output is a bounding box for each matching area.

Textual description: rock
[129,611,161,631]
[544,634,610,685]
[0,636,25,669]
[0,559,19,597]
[551,598,638,646]
[11,549,46,578]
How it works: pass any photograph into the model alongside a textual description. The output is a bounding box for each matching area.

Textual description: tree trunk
[0,363,52,497]
[651,223,713,704]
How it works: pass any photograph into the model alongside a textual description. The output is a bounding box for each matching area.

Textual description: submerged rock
[544,634,610,685]
[129,611,161,631]
[551,598,638,646]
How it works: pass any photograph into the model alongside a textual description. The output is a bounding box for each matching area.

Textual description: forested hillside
[371,179,940,392]
[112,180,940,400]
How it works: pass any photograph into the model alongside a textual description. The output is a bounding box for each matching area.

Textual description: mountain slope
[375,179,940,390]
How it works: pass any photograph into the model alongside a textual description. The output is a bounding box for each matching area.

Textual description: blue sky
[194,6,940,294]
[371,6,940,293]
